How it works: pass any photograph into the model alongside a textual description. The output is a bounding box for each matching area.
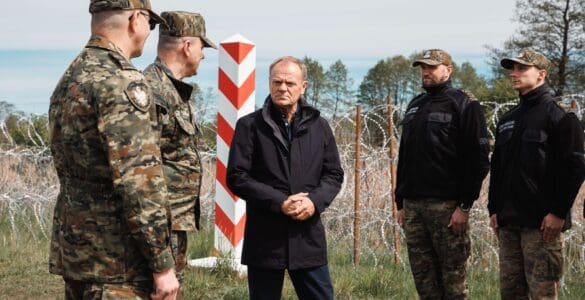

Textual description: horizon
[0,48,493,115]
[0,0,516,115]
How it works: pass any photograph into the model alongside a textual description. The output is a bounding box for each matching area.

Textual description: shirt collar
[86,35,126,56]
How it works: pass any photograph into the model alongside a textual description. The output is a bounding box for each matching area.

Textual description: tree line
[1,0,583,148]
[302,0,584,118]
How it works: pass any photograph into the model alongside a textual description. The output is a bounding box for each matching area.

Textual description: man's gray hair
[157,35,202,52]
[269,56,307,81]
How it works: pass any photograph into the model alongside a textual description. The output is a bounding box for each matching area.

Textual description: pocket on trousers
[541,240,563,281]
[527,234,563,282]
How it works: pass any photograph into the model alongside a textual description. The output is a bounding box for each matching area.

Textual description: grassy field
[1,217,584,300]
[0,131,584,299]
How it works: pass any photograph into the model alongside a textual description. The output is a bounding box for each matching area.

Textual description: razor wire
[0,96,584,279]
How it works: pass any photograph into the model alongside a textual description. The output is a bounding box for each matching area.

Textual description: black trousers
[247,264,334,300]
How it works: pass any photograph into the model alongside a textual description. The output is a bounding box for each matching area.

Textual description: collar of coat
[519,83,551,107]
[261,96,320,150]
[153,57,193,102]
[86,35,135,71]
[423,78,452,95]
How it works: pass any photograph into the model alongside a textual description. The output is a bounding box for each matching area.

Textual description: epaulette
[413,92,425,100]
[459,89,478,101]
[109,52,137,71]
[407,92,427,109]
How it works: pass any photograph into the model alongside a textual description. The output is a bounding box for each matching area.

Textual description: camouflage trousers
[403,198,470,300]
[498,226,563,300]
[64,279,153,299]
[171,230,188,279]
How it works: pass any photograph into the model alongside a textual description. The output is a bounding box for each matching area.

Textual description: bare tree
[490,0,585,96]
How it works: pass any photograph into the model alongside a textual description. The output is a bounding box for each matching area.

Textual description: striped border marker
[214,34,256,259]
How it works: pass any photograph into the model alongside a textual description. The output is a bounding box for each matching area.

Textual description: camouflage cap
[500,50,551,71]
[412,49,453,67]
[89,0,165,25]
[159,11,217,49]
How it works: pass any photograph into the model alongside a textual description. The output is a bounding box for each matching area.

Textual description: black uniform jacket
[395,80,491,210]
[226,97,344,270]
[488,84,585,230]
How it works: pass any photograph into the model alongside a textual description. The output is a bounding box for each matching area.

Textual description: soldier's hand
[448,207,469,236]
[281,193,308,216]
[489,214,499,239]
[151,268,180,300]
[540,213,564,243]
[292,197,316,221]
[396,209,404,227]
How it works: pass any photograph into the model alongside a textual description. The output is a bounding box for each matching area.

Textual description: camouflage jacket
[144,58,202,231]
[48,35,174,282]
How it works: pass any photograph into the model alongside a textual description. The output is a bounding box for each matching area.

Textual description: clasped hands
[281,192,315,221]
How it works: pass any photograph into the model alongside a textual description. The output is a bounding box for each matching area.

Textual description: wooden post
[388,96,400,264]
[354,105,361,266]
[570,99,577,112]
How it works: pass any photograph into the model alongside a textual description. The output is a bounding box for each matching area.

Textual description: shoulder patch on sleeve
[459,89,478,101]
[125,81,152,112]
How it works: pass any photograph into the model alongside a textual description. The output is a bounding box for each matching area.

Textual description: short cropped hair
[269,56,307,81]
[90,10,131,31]
[157,35,201,53]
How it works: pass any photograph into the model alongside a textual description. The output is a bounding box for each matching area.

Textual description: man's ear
[539,69,548,81]
[183,39,191,58]
[301,80,308,93]
[128,11,139,34]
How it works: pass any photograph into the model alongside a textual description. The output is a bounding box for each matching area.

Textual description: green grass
[1,219,584,299]
[0,234,63,299]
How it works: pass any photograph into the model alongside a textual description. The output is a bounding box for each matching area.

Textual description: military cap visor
[412,49,453,67]
[412,59,442,67]
[500,58,538,70]
[200,36,217,49]
[144,10,165,26]
[89,0,166,26]
[500,50,550,70]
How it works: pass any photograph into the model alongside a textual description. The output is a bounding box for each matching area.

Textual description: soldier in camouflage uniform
[395,49,491,300]
[489,50,585,300]
[48,1,180,299]
[143,11,216,277]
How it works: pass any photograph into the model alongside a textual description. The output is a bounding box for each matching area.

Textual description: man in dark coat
[488,50,585,299]
[395,49,491,300]
[227,56,344,300]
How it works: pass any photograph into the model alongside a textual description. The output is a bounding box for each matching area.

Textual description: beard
[422,73,449,88]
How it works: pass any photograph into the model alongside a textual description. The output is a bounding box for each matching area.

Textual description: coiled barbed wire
[0,97,583,283]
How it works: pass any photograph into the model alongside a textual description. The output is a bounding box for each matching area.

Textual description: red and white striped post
[214,34,256,259]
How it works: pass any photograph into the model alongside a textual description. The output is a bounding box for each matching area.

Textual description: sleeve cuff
[459,197,475,209]
[550,207,569,220]
[149,247,175,273]
[269,196,287,214]
[395,196,404,210]
[488,207,496,216]
[309,192,329,214]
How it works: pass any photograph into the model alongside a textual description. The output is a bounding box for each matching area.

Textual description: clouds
[0,0,516,57]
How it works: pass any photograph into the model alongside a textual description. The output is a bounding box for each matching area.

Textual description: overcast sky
[1,0,517,58]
